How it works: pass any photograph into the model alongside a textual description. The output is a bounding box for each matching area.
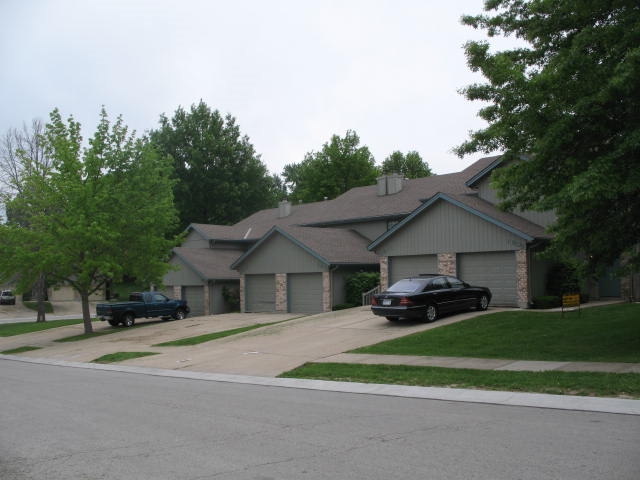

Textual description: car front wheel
[477,295,489,311]
[173,309,186,320]
[425,304,438,322]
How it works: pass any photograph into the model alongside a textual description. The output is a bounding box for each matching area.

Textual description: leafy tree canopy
[149,101,280,231]
[456,0,640,274]
[381,150,433,179]
[0,108,179,333]
[283,130,378,203]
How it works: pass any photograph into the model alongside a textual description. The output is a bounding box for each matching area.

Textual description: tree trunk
[81,291,93,334]
[35,273,46,323]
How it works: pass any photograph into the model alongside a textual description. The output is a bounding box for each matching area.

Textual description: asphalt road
[2,360,639,480]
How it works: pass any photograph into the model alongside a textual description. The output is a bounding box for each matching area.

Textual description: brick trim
[275,273,287,312]
[516,249,529,308]
[438,253,457,276]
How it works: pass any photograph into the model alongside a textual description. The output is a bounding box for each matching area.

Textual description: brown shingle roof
[277,226,380,264]
[172,247,241,280]
[229,156,504,239]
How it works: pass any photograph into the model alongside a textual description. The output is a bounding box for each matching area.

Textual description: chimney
[387,173,404,195]
[377,173,405,196]
[278,200,292,218]
[377,176,387,196]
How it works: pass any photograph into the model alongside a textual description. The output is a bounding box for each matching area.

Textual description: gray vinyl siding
[389,255,437,284]
[516,209,556,229]
[164,257,203,285]
[457,252,517,307]
[477,177,500,204]
[238,233,326,275]
[287,273,323,313]
[245,274,276,312]
[181,230,210,249]
[376,201,527,257]
[477,177,556,229]
[182,286,205,316]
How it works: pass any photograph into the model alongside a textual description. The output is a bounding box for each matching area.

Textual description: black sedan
[371,275,491,322]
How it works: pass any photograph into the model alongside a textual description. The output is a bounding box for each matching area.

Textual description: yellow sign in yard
[562,294,581,315]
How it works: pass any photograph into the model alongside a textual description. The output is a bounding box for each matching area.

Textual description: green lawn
[92,351,159,363]
[0,319,83,337]
[280,362,640,398]
[353,303,640,362]
[280,303,640,398]
[154,321,285,346]
[1,345,42,354]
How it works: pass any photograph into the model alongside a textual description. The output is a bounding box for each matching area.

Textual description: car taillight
[371,297,378,305]
[399,297,414,306]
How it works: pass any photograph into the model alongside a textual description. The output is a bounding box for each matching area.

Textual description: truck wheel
[108,320,119,327]
[122,313,135,327]
[173,309,186,320]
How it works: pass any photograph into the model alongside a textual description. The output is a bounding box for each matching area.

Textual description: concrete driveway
[0,306,495,376]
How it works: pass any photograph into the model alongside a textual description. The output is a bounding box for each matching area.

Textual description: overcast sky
[1,0,510,176]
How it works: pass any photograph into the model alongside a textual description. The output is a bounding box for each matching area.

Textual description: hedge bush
[345,271,380,306]
[531,296,561,309]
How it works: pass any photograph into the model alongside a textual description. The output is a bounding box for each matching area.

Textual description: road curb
[3,354,639,416]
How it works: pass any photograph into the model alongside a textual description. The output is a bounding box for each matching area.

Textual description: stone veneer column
[322,271,331,312]
[173,285,182,300]
[239,275,246,313]
[516,249,529,308]
[203,284,210,316]
[379,257,389,290]
[438,253,457,276]
[275,273,287,312]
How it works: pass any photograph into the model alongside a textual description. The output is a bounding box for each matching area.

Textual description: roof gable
[369,192,551,250]
[171,247,241,280]
[231,226,379,270]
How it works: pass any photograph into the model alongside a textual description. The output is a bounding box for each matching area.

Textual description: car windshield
[387,279,428,293]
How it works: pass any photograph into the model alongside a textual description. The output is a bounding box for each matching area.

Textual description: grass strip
[279,362,640,399]
[154,323,272,346]
[55,319,162,342]
[92,352,159,363]
[1,345,42,354]
[55,330,121,342]
[23,301,54,313]
[0,319,83,337]
[353,303,640,362]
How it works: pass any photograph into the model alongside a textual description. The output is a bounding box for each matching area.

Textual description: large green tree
[149,101,279,230]
[0,108,179,333]
[456,0,640,274]
[283,130,378,203]
[381,150,433,178]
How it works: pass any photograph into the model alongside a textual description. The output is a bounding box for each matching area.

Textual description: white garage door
[288,273,323,313]
[458,251,517,307]
[182,286,205,317]
[389,255,437,284]
[245,274,276,312]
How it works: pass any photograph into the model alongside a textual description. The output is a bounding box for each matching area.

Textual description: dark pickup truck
[96,292,190,327]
